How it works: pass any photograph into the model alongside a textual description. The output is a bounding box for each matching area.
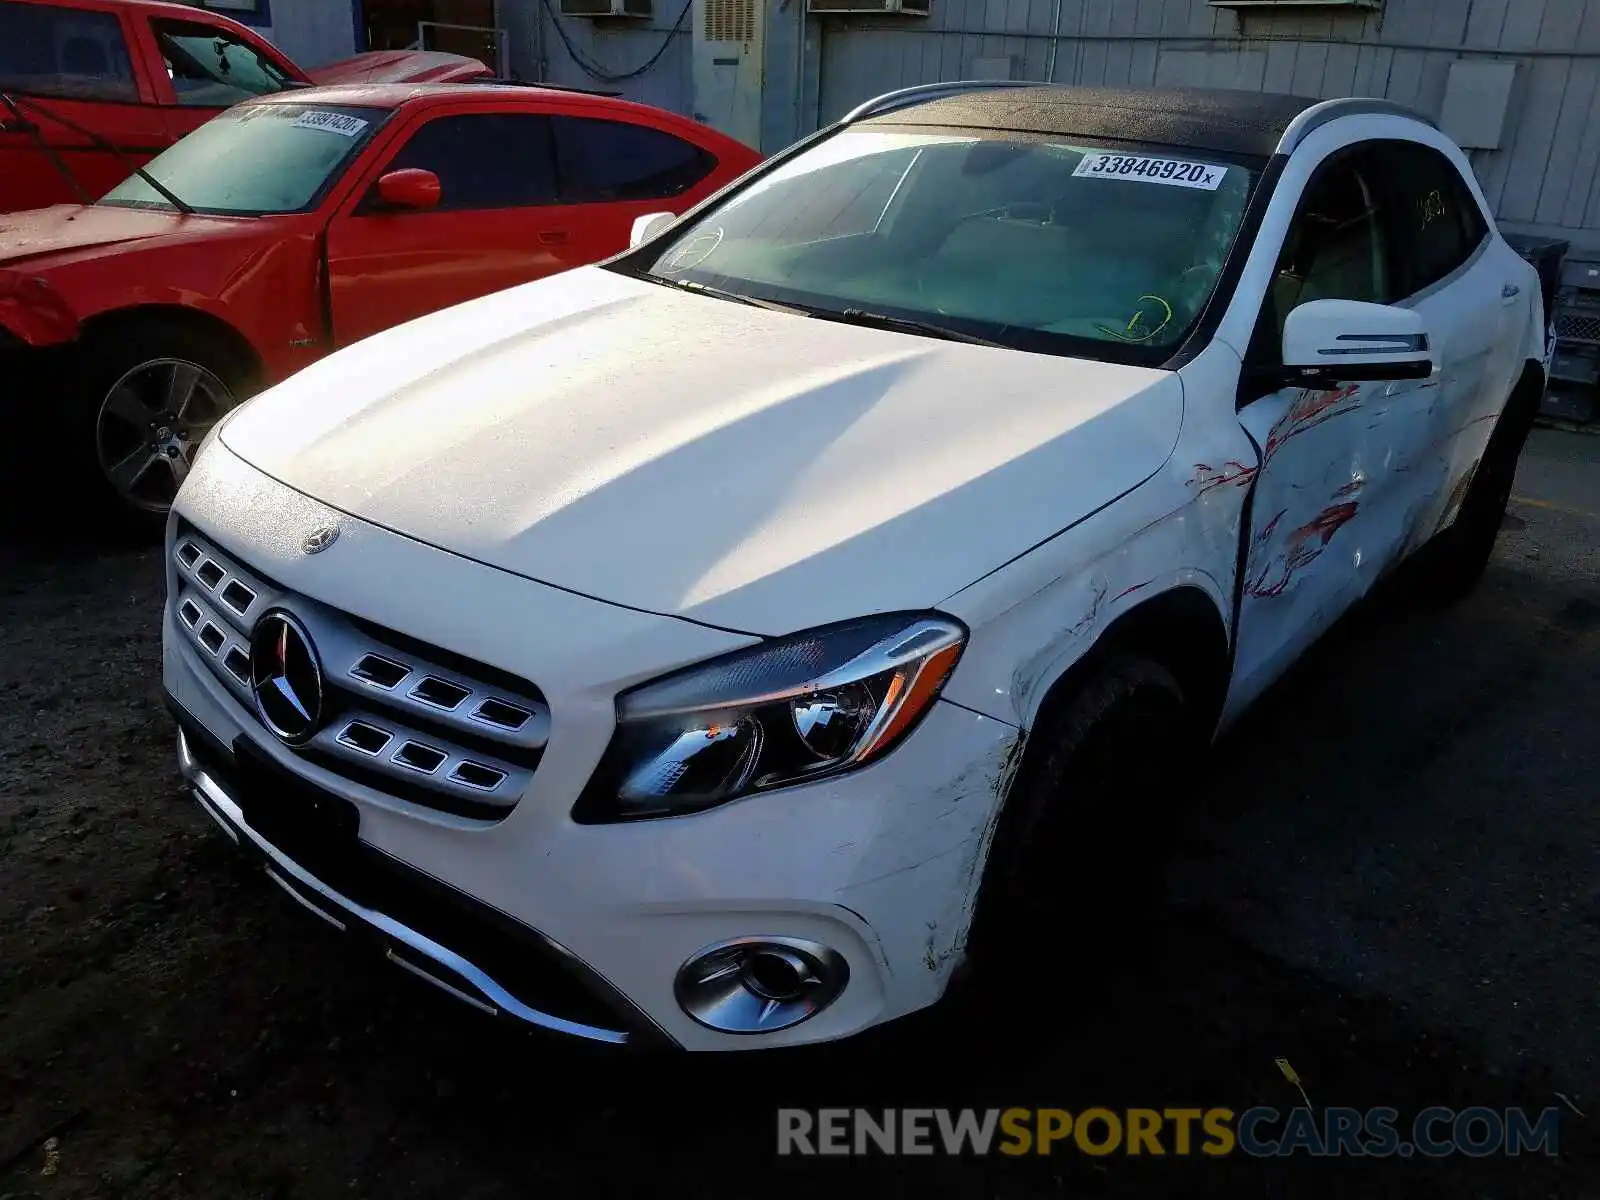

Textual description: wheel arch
[1510,358,1546,425]
[958,584,1229,980]
[1025,583,1233,746]
[78,304,265,384]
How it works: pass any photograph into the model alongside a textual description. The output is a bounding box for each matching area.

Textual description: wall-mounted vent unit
[704,0,755,41]
[807,0,929,15]
[559,0,652,18]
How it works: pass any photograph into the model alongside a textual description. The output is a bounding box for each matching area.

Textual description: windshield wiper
[1,91,194,214]
[823,308,1008,348]
[655,277,810,315]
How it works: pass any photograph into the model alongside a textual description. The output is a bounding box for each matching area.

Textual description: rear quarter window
[0,0,138,102]
[555,116,716,203]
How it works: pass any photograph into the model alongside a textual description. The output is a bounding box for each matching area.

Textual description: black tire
[1405,372,1541,607]
[962,655,1195,990]
[64,319,255,539]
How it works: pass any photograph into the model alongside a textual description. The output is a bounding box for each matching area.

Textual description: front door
[324,108,571,346]
[1223,142,1451,721]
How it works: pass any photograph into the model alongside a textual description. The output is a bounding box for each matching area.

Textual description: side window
[1251,147,1397,361]
[372,113,558,211]
[151,19,295,107]
[555,117,715,203]
[1377,141,1489,295]
[0,1,137,102]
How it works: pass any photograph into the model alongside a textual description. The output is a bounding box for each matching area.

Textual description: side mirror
[1281,299,1436,385]
[375,168,441,211]
[629,211,675,248]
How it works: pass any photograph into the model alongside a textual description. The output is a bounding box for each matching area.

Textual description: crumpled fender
[0,271,80,347]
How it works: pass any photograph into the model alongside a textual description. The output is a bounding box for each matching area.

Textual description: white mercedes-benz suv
[163,83,1546,1049]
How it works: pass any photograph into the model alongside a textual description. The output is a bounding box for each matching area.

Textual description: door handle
[538,229,570,245]
[1502,282,1522,299]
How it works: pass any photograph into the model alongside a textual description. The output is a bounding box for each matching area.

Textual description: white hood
[220,268,1183,634]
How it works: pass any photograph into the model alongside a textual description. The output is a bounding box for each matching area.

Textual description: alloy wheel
[94,357,235,513]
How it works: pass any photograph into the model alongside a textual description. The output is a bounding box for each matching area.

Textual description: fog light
[675,937,847,1034]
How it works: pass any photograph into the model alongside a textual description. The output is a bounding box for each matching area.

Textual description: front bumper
[164,441,1020,1049]
[172,703,667,1045]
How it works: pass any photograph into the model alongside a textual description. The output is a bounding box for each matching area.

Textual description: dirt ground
[2,432,1598,1198]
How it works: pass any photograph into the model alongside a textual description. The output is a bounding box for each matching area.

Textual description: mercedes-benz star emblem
[249,611,325,745]
[301,524,339,555]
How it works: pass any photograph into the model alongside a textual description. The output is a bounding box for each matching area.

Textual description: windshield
[100,103,386,215]
[622,127,1261,363]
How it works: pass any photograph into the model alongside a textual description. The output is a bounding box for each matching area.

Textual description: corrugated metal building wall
[505,0,694,114]
[510,0,1600,252]
[805,0,1600,249]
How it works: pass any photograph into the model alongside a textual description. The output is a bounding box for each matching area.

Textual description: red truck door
[0,0,168,211]
[323,104,577,346]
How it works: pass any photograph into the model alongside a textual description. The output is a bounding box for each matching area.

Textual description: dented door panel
[1222,370,1440,724]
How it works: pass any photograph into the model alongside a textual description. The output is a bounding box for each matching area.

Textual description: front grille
[171,521,549,821]
[170,704,647,1042]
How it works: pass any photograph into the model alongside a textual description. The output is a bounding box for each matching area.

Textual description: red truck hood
[307,50,494,84]
[0,205,243,268]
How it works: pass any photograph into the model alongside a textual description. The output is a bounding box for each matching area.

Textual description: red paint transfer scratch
[1263,384,1363,461]
[1244,501,1360,598]
[1113,580,1154,602]
[1188,460,1258,495]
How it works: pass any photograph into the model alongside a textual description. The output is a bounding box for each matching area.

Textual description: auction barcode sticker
[291,111,369,137]
[1072,152,1228,190]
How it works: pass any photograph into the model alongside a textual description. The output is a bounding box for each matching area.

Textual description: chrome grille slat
[351,654,409,689]
[410,676,470,711]
[172,526,546,819]
[337,720,392,757]
[393,741,448,774]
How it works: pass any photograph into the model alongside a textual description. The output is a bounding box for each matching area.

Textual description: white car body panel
[162,100,1545,1050]
[171,441,1019,1047]
[941,341,1250,727]
[218,268,1182,635]
[1207,113,1540,721]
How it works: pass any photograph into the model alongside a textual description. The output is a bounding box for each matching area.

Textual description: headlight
[573,612,967,822]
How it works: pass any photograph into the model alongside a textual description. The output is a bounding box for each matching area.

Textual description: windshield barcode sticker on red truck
[1071,152,1228,190]
[291,111,370,138]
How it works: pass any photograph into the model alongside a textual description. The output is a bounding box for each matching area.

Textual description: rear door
[323,105,568,345]
[0,0,164,211]
[1370,140,1514,549]
[549,113,725,264]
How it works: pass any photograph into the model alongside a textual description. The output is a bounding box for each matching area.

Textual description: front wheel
[963,655,1196,989]
[67,321,254,536]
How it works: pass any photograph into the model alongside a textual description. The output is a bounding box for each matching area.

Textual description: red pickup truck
[0,0,491,212]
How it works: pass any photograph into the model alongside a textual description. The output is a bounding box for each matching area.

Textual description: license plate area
[232,736,359,874]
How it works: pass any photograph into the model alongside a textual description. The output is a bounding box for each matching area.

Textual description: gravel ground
[1,431,1597,1198]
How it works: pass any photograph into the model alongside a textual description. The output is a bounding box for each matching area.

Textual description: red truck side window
[150,18,295,107]
[0,0,138,102]
[553,116,716,203]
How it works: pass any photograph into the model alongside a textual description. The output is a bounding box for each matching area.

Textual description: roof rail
[840,79,1047,125]
[467,78,624,98]
[1276,96,1435,154]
